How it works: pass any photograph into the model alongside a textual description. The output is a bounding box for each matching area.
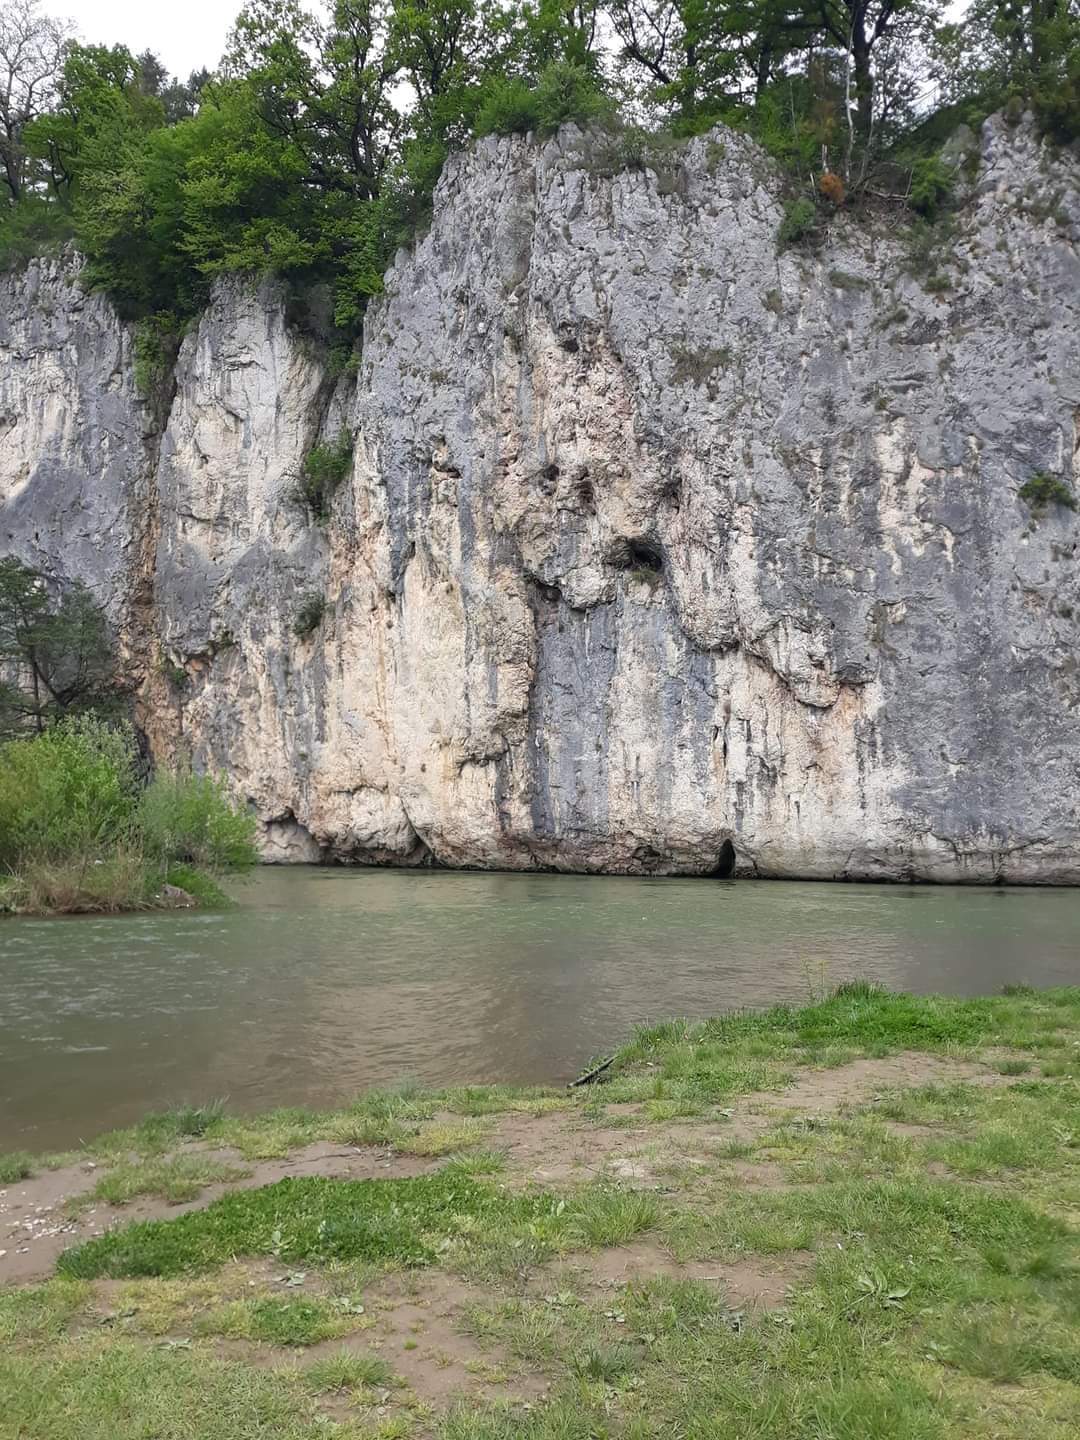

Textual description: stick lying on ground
[569,1055,615,1088]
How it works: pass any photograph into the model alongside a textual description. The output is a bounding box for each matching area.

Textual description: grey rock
[2,116,1079,883]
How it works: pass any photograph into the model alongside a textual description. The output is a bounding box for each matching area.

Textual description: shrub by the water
[139,770,259,873]
[0,720,256,915]
[0,716,138,873]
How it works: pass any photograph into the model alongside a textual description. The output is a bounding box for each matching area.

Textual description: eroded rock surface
[2,117,1078,881]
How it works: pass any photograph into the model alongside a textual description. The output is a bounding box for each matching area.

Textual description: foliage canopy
[0,0,1076,344]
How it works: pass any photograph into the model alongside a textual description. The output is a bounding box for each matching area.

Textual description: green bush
[0,717,138,872]
[475,63,613,139]
[0,196,73,271]
[777,197,818,250]
[138,771,259,873]
[0,720,257,913]
[1019,472,1077,515]
[294,431,353,522]
[909,154,954,219]
[474,78,543,138]
[132,313,179,401]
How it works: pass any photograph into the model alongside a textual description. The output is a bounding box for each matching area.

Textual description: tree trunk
[852,25,873,141]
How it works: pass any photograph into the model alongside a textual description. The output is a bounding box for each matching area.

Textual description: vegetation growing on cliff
[0,0,1076,345]
[293,431,354,522]
[2,983,1080,1437]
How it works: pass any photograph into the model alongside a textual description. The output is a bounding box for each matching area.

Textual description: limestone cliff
[2,116,1079,881]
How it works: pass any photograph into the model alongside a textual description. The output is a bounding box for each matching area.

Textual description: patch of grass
[323,1113,417,1148]
[610,986,1080,1105]
[400,1118,490,1157]
[198,1295,351,1346]
[0,1278,90,1342]
[569,1187,659,1247]
[0,1149,34,1183]
[220,1110,330,1161]
[571,1342,639,1382]
[440,1396,606,1440]
[57,1173,567,1279]
[933,1311,1080,1384]
[303,1347,396,1392]
[69,1154,248,1211]
[996,1057,1032,1075]
[440,1148,506,1177]
[0,1337,352,1440]
[441,1086,570,1117]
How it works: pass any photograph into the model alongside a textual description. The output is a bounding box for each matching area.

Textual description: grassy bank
[2,984,1079,1438]
[0,718,257,915]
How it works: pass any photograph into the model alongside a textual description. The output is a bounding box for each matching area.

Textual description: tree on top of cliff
[0,0,72,203]
[0,0,1076,336]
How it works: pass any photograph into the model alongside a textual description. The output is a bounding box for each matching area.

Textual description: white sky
[39,1,242,77]
[38,0,970,87]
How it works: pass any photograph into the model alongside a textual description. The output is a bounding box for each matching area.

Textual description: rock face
[2,116,1079,882]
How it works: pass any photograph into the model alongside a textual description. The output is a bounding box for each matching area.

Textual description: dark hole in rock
[628,540,663,572]
[660,476,682,508]
[577,478,595,510]
[543,463,559,483]
[560,335,580,354]
[711,839,736,878]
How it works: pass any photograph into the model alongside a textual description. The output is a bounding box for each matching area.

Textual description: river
[2,867,1079,1151]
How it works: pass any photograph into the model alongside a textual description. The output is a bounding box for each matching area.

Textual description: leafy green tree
[0,559,118,738]
[805,0,941,153]
[226,0,403,203]
[604,0,816,130]
[26,44,163,199]
[933,0,1079,131]
[0,0,72,202]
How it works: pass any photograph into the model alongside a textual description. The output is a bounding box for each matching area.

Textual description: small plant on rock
[909,154,954,220]
[777,197,818,251]
[1019,472,1077,516]
[294,431,353,523]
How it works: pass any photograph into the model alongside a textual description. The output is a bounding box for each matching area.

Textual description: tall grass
[0,718,257,915]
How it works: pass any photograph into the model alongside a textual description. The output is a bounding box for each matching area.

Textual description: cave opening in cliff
[712,839,736,878]
[627,539,663,572]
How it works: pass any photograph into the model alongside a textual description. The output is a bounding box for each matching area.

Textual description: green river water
[2,867,1079,1151]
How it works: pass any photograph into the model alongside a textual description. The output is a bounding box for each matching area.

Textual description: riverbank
[3,984,1079,1438]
